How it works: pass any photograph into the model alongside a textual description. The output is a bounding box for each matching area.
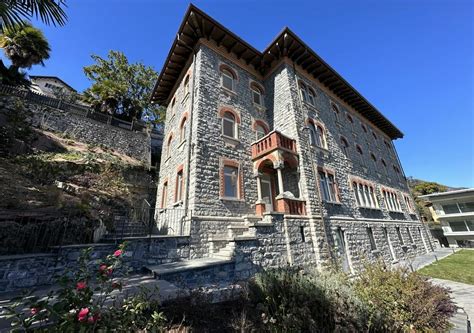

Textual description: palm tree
[0,23,50,70]
[0,0,67,32]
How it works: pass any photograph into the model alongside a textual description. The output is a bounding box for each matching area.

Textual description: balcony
[276,197,306,215]
[251,131,297,160]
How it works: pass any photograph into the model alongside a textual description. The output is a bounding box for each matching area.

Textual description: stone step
[145,257,235,287]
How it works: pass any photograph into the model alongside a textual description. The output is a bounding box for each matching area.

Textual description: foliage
[0,97,33,156]
[248,268,371,332]
[354,261,457,332]
[419,249,474,285]
[412,181,448,196]
[0,0,67,32]
[0,22,50,69]
[83,50,164,122]
[2,244,166,331]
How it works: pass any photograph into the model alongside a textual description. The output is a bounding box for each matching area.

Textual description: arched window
[183,75,190,96]
[307,87,316,106]
[309,124,317,146]
[221,67,235,91]
[170,98,176,115]
[356,145,363,155]
[340,137,349,156]
[332,103,340,121]
[180,117,187,142]
[316,125,326,148]
[222,111,236,138]
[346,113,353,124]
[299,82,316,106]
[361,123,367,133]
[384,140,391,150]
[299,82,308,103]
[381,159,388,175]
[161,181,168,208]
[255,124,267,140]
[166,134,173,158]
[356,144,365,167]
[251,83,263,106]
[370,153,377,169]
[372,130,377,140]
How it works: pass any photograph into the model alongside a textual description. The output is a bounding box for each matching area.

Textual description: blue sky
[8,0,473,187]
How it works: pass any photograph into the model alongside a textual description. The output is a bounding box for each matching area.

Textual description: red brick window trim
[252,119,269,140]
[179,112,189,142]
[161,179,169,208]
[166,132,173,158]
[381,187,402,212]
[306,118,327,149]
[298,80,316,106]
[317,167,340,203]
[175,165,185,203]
[219,158,243,200]
[350,177,379,209]
[219,63,238,91]
[219,107,240,139]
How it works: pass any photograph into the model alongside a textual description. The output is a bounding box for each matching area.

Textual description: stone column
[274,161,285,195]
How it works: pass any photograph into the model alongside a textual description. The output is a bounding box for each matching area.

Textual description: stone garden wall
[0,96,151,164]
[0,236,189,293]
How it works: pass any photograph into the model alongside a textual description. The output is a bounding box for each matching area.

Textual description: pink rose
[113,249,123,257]
[30,307,38,315]
[78,308,89,322]
[99,264,107,272]
[76,281,87,291]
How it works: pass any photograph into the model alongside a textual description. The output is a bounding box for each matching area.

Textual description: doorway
[260,174,274,212]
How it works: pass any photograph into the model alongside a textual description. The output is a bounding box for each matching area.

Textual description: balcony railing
[251,131,297,160]
[276,197,306,215]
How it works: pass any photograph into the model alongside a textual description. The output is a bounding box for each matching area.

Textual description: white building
[29,75,76,99]
[421,188,474,248]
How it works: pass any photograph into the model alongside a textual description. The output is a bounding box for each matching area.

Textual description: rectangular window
[466,220,474,231]
[319,171,337,202]
[222,73,234,91]
[252,90,262,105]
[367,227,377,250]
[406,227,414,243]
[443,204,460,214]
[449,221,468,232]
[175,170,184,202]
[459,202,474,213]
[224,165,239,198]
[223,117,235,137]
[396,227,404,245]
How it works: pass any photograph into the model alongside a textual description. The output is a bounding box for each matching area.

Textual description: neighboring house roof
[419,188,474,201]
[29,75,77,92]
[151,4,404,139]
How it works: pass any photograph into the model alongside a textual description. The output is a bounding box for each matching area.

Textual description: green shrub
[354,262,457,332]
[248,268,370,332]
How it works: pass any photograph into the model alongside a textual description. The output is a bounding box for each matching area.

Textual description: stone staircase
[101,215,153,241]
[144,216,262,287]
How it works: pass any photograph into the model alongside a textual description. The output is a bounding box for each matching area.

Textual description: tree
[0,22,50,69]
[83,51,164,123]
[413,182,447,196]
[0,22,50,85]
[0,0,67,32]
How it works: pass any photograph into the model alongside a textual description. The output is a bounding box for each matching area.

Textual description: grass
[418,249,474,285]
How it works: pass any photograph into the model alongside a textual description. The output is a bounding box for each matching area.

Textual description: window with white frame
[319,170,338,202]
[383,189,402,212]
[221,68,235,91]
[255,124,267,140]
[161,181,168,208]
[340,137,349,157]
[175,169,184,202]
[352,179,378,209]
[442,202,474,215]
[308,122,326,149]
[404,194,415,214]
[367,227,377,250]
[251,84,263,106]
[223,165,239,198]
[222,111,237,138]
[299,81,316,106]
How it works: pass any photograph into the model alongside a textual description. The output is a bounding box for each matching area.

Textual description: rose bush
[2,243,166,331]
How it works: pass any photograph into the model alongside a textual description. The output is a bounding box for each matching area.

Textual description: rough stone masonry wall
[0,96,151,164]
[0,236,190,293]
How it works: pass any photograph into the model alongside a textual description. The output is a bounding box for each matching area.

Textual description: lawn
[418,249,474,285]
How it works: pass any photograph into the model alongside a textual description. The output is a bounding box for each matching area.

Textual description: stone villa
[151,5,436,272]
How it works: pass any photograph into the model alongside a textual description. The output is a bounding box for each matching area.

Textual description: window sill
[221,134,240,147]
[220,197,244,202]
[302,101,317,110]
[312,145,330,157]
[173,201,183,207]
[221,86,237,96]
[388,210,404,214]
[323,200,342,206]
[164,155,171,164]
[253,103,266,112]
[358,206,381,211]
[181,93,189,104]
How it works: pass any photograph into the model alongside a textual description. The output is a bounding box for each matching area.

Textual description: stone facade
[154,7,437,272]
